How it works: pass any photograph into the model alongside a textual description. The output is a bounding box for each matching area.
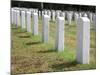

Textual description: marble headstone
[55,16,65,51]
[21,10,26,29]
[76,17,90,64]
[32,13,38,35]
[26,11,31,32]
[42,15,50,43]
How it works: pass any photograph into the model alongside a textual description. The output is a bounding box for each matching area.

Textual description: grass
[11,17,96,75]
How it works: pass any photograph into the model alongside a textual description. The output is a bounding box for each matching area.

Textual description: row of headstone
[55,15,90,64]
[11,7,36,24]
[11,7,95,64]
[42,10,96,28]
[11,7,96,27]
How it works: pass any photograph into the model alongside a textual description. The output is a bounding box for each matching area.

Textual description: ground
[11,18,96,75]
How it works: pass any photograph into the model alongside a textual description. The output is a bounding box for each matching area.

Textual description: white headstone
[93,13,96,28]
[74,13,79,25]
[16,10,20,26]
[56,11,60,18]
[32,13,38,35]
[67,12,73,25]
[39,11,41,18]
[13,9,17,26]
[79,13,82,17]
[44,10,47,15]
[21,10,26,29]
[89,13,93,23]
[29,8,33,12]
[42,11,44,16]
[56,10,61,18]
[47,10,51,20]
[52,10,55,21]
[61,12,65,18]
[42,15,50,43]
[11,8,14,25]
[35,9,38,13]
[76,17,90,64]
[55,16,65,51]
[26,11,31,32]
[81,12,85,17]
[84,13,88,17]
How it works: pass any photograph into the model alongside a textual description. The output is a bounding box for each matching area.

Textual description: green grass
[11,18,96,75]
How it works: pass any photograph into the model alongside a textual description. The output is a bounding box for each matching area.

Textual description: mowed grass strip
[11,18,96,75]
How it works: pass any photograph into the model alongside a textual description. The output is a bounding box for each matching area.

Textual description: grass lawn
[11,18,96,75]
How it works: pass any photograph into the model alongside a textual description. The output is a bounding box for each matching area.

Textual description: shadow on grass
[50,20,55,23]
[26,41,42,45]
[51,60,77,71]
[14,31,27,34]
[65,23,69,26]
[91,28,96,31]
[19,35,30,38]
[37,49,57,53]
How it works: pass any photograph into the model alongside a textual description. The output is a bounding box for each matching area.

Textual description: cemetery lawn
[11,18,96,75]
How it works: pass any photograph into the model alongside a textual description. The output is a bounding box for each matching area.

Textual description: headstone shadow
[19,35,30,38]
[37,49,57,53]
[26,41,41,45]
[65,23,69,26]
[51,60,77,71]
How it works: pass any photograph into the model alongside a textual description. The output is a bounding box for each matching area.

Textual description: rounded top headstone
[79,13,82,17]
[67,11,73,16]
[84,13,87,17]
[61,12,65,17]
[57,16,64,21]
[21,10,25,13]
[75,13,79,16]
[27,11,31,14]
[33,12,38,16]
[78,17,90,23]
[44,14,50,19]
